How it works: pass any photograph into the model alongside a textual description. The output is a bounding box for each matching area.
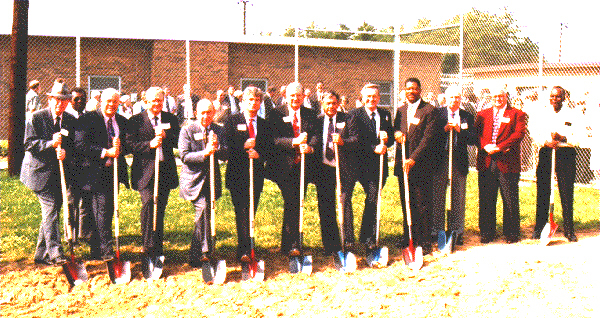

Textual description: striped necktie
[491,110,500,144]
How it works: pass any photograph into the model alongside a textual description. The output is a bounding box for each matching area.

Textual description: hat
[47,80,72,100]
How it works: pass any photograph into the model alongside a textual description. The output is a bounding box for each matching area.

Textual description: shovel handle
[114,157,119,244]
[58,149,72,242]
[334,143,344,246]
[376,137,384,244]
[210,152,216,238]
[153,147,160,232]
[249,158,254,239]
[401,141,413,240]
[299,152,305,234]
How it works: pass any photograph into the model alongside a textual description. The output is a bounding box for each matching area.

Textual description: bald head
[286,82,304,111]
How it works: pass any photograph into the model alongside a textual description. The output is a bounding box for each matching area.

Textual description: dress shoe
[532,231,541,240]
[101,253,115,261]
[34,258,52,265]
[505,236,520,244]
[455,233,464,246]
[565,232,578,242]
[53,255,68,265]
[288,248,301,257]
[481,236,494,244]
[422,244,433,256]
[240,254,251,263]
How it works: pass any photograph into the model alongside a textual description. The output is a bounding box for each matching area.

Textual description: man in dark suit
[473,87,527,243]
[178,99,225,266]
[125,87,180,267]
[223,86,273,261]
[223,86,240,115]
[306,90,346,255]
[532,86,578,242]
[430,86,475,246]
[303,88,321,114]
[21,80,77,265]
[344,83,394,252]
[265,82,317,256]
[393,78,444,253]
[74,88,130,260]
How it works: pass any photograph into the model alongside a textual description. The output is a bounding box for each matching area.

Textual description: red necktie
[293,112,300,137]
[248,118,255,138]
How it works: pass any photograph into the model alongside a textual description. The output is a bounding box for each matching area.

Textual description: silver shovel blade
[366,247,389,268]
[242,260,265,281]
[62,261,88,286]
[540,222,552,246]
[335,251,357,273]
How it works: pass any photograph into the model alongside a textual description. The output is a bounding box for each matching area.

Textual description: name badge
[60,129,69,136]
[501,117,510,124]
[194,132,204,141]
[336,122,346,129]
[159,123,171,130]
[461,123,468,129]
[283,116,293,123]
[410,117,420,125]
[237,124,247,131]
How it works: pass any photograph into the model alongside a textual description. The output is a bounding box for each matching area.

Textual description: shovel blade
[202,260,227,285]
[288,255,312,275]
[107,259,131,284]
[288,256,301,274]
[201,261,215,284]
[335,251,357,273]
[402,243,423,271]
[437,230,447,251]
[213,260,227,285]
[241,259,264,281]
[440,231,456,255]
[366,247,388,268]
[62,260,88,287]
[540,222,558,246]
[301,255,313,275]
[143,255,164,281]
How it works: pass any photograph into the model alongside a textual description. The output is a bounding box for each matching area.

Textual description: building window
[371,81,392,107]
[88,75,121,94]
[240,78,268,92]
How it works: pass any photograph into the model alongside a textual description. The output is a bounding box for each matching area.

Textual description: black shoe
[34,258,52,265]
[481,236,494,244]
[532,231,541,240]
[565,233,578,242]
[505,236,519,244]
[53,255,68,265]
[289,248,301,257]
[101,253,115,261]
[422,244,433,256]
[455,233,464,246]
[240,254,251,263]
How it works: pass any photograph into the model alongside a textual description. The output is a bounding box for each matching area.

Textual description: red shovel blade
[402,240,423,271]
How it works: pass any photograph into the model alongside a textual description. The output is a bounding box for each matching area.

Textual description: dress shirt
[447,107,461,125]
[101,114,120,160]
[322,114,337,167]
[532,105,577,146]
[148,110,164,161]
[364,107,380,136]
[407,99,421,125]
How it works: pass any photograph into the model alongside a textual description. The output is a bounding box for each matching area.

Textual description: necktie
[293,112,300,137]
[248,118,256,138]
[491,110,500,144]
[165,97,169,112]
[107,117,115,148]
[370,112,376,135]
[54,116,61,133]
[154,116,159,127]
[325,117,335,161]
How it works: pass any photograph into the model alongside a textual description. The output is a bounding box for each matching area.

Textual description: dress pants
[276,166,304,254]
[229,179,263,258]
[67,175,92,241]
[33,183,65,263]
[313,164,342,254]
[189,193,211,263]
[534,147,576,234]
[397,171,433,247]
[478,160,521,240]
[139,184,171,257]
[342,174,383,246]
[431,156,467,236]
[87,186,114,257]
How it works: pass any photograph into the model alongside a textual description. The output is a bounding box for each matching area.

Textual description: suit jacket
[474,106,528,173]
[223,94,240,114]
[345,106,394,181]
[74,110,130,191]
[308,112,350,181]
[223,113,273,189]
[438,108,476,176]
[265,105,317,182]
[176,93,200,125]
[393,100,444,176]
[303,97,321,114]
[125,110,180,191]
[21,108,77,192]
[178,122,225,202]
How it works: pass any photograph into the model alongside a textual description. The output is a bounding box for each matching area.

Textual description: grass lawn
[1,165,598,264]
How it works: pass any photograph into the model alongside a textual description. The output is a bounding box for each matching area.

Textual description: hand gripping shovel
[107,157,131,284]
[333,143,357,273]
[366,136,388,268]
[241,158,265,281]
[289,152,313,274]
[143,146,164,280]
[58,148,88,286]
[202,148,226,284]
[540,148,559,246]
[438,129,456,254]
[400,142,423,271]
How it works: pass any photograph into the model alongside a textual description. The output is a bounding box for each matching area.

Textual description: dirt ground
[1,230,598,318]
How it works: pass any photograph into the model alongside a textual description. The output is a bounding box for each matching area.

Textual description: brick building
[1,34,454,139]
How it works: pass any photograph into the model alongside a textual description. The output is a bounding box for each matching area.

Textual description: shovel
[241,158,265,281]
[58,148,88,286]
[438,129,456,254]
[144,146,164,280]
[400,141,423,271]
[107,157,131,284]
[366,136,389,268]
[540,148,559,246]
[289,152,313,274]
[202,146,227,284]
[333,143,356,273]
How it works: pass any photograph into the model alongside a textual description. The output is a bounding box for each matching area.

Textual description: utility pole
[238,0,251,35]
[559,22,568,62]
[8,0,29,176]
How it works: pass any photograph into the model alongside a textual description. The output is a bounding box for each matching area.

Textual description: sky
[1,0,599,63]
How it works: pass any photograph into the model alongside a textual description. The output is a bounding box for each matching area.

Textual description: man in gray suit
[21,80,77,265]
[179,99,225,266]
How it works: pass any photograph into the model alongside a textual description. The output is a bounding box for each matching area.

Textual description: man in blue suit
[21,79,77,265]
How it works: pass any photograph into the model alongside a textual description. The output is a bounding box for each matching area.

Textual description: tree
[8,0,29,176]
[353,22,377,41]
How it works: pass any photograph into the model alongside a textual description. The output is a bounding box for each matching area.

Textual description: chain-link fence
[2,8,597,185]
